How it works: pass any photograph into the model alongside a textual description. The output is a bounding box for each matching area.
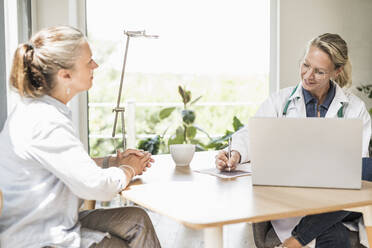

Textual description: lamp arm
[112,35,131,138]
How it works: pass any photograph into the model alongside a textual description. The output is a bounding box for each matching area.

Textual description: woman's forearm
[92,156,117,168]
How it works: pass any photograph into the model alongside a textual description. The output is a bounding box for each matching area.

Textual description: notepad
[194,163,251,179]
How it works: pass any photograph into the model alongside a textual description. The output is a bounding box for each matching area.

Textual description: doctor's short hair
[10,26,86,98]
[308,33,352,88]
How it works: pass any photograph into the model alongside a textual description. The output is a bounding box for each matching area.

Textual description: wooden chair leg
[83,200,96,210]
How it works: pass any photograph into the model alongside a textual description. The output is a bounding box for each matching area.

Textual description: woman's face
[70,41,98,93]
[300,46,338,96]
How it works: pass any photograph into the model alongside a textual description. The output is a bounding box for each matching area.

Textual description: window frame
[3,0,278,152]
[0,0,7,131]
[85,0,278,155]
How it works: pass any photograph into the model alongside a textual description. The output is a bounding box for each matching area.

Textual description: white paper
[194,163,251,179]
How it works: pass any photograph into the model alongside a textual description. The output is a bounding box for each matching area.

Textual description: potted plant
[138,85,210,154]
[137,84,246,154]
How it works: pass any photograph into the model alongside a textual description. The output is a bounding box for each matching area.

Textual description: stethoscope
[282,84,344,118]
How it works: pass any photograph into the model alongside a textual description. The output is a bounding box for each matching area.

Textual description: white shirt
[232,82,371,247]
[0,95,129,248]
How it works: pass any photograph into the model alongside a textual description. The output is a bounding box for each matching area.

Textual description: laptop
[248,117,363,189]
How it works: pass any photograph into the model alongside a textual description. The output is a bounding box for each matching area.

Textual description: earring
[66,87,71,95]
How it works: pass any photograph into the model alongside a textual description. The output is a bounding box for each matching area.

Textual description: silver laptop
[248,118,363,189]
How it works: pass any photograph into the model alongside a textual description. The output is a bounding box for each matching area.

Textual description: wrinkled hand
[215,150,241,171]
[116,149,154,175]
[116,148,145,161]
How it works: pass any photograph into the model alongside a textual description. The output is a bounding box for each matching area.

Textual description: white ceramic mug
[169,144,196,166]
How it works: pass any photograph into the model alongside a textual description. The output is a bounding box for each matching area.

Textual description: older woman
[0,26,161,248]
[215,33,371,248]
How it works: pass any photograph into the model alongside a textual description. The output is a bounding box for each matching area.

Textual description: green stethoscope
[282,84,344,118]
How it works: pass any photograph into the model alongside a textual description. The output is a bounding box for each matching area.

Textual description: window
[0,0,6,130]
[86,0,270,156]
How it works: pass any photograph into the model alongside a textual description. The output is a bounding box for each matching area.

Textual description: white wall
[31,0,89,151]
[278,0,372,108]
[31,0,86,35]
[31,0,69,33]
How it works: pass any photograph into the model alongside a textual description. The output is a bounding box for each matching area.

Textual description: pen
[227,137,232,171]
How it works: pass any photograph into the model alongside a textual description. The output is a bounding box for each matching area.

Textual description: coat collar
[290,81,349,104]
[38,95,72,119]
[287,81,349,118]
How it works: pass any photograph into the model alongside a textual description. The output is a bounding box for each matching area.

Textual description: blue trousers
[291,211,361,248]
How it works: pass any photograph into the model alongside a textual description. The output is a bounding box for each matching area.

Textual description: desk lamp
[112,30,159,150]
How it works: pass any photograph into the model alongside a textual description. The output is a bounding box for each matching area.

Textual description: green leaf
[190,138,206,147]
[182,110,195,124]
[137,135,161,155]
[233,116,244,131]
[215,143,228,150]
[205,142,221,149]
[190,95,202,105]
[175,126,184,137]
[159,107,176,120]
[168,133,184,146]
[369,108,372,116]
[223,130,234,138]
[206,130,233,146]
[186,126,197,139]
[149,112,160,124]
[185,90,191,104]
[194,125,212,140]
[205,141,227,150]
[195,144,206,151]
[178,85,186,103]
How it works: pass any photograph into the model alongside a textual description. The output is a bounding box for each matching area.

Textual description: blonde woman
[0,26,161,248]
[216,33,371,248]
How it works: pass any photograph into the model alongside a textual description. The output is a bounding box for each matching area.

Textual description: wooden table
[121,151,372,248]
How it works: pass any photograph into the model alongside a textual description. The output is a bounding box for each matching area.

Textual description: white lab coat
[231,82,371,247]
[232,82,371,163]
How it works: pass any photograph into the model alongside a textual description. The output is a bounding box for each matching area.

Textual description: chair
[83,200,96,210]
[252,221,362,248]
[253,158,372,248]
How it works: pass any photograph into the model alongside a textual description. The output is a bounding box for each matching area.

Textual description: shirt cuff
[103,167,130,192]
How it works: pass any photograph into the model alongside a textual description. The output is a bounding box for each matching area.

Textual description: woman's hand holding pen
[215,150,241,171]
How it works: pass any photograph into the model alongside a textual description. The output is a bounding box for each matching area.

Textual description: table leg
[204,226,223,248]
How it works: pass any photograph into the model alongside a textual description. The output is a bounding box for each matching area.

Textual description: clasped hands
[114,149,154,177]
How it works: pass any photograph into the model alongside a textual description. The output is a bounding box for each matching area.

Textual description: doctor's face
[300,46,338,96]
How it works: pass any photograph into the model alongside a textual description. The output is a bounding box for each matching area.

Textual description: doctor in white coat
[215,33,371,248]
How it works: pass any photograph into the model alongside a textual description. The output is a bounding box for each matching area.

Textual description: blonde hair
[309,33,351,88]
[10,26,85,97]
